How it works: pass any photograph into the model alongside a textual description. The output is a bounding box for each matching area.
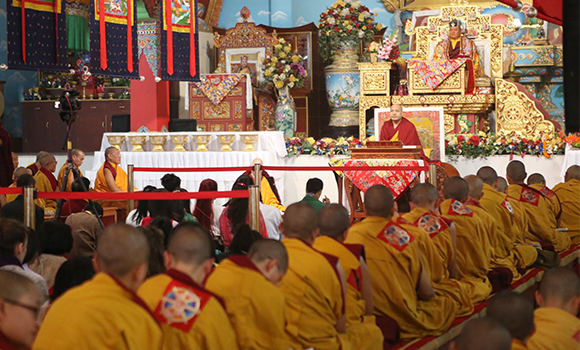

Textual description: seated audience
[527,267,580,350]
[347,185,458,339]
[552,165,580,244]
[1,174,45,231]
[300,177,330,213]
[243,158,286,211]
[449,317,512,350]
[0,219,48,300]
[141,190,183,227]
[497,176,509,193]
[33,224,162,349]
[506,160,570,251]
[313,204,384,349]
[26,151,48,176]
[149,216,174,248]
[138,222,238,349]
[28,221,73,291]
[0,270,44,350]
[215,224,264,263]
[486,291,535,350]
[137,225,165,278]
[126,185,156,226]
[51,256,95,301]
[207,239,289,350]
[60,177,91,218]
[65,203,104,258]
[160,173,181,192]
[6,166,32,204]
[193,179,222,236]
[279,202,348,349]
[477,166,538,269]
[527,173,562,228]
[33,153,59,213]
[175,188,197,222]
[259,199,283,240]
[440,177,493,303]
[57,149,85,192]
[219,175,268,248]
[94,146,130,193]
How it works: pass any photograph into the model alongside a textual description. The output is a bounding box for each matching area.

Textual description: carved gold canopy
[381,0,532,12]
[405,3,505,79]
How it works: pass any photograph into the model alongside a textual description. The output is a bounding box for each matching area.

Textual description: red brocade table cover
[329,159,424,199]
[193,74,242,105]
[408,59,466,90]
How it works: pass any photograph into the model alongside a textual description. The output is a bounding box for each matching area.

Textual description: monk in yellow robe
[279,202,349,350]
[527,267,580,350]
[6,167,32,203]
[138,223,238,350]
[402,183,473,316]
[57,149,85,192]
[33,153,58,212]
[243,158,286,211]
[477,166,538,268]
[506,161,571,251]
[527,173,562,227]
[25,151,48,176]
[487,291,536,350]
[346,185,458,340]
[440,177,492,304]
[450,318,512,350]
[33,224,162,350]
[465,175,519,284]
[552,165,580,245]
[313,204,384,349]
[95,146,129,193]
[206,239,290,350]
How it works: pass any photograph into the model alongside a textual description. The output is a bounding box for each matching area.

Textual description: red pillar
[130,54,170,131]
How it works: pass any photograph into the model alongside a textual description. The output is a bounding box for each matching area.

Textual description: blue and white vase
[275,86,296,138]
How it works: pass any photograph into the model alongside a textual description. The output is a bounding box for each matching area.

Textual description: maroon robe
[380,117,428,160]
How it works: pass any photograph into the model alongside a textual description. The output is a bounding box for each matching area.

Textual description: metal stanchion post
[248,185,260,232]
[23,186,35,229]
[428,163,437,186]
[128,164,135,212]
[252,163,262,195]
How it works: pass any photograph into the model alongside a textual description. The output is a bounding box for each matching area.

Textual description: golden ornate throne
[405,3,504,95]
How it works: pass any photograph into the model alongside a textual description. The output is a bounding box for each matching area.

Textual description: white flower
[341,8,350,17]
[328,17,336,25]
[358,30,364,38]
[285,65,291,71]
[269,67,275,73]
[351,1,360,8]
[363,11,370,18]
[289,82,295,88]
[280,73,287,80]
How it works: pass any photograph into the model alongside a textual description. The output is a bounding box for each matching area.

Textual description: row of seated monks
[2,160,575,350]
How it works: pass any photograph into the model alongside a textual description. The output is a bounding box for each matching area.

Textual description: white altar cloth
[99,131,287,158]
[561,145,580,178]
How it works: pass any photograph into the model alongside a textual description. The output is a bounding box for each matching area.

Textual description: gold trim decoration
[150,135,167,152]
[171,135,188,152]
[495,79,554,136]
[358,96,391,139]
[12,0,62,14]
[444,113,455,134]
[93,0,134,25]
[128,135,146,152]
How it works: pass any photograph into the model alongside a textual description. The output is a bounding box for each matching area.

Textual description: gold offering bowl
[240,134,259,152]
[193,134,211,152]
[217,134,236,152]
[172,135,189,152]
[128,135,146,152]
[149,135,167,152]
[107,135,125,150]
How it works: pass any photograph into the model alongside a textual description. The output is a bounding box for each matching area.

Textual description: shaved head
[364,185,394,218]
[251,158,263,166]
[497,177,508,193]
[476,166,498,186]
[410,183,439,207]
[565,165,580,181]
[39,154,55,168]
[96,224,149,278]
[527,173,545,186]
[13,167,31,180]
[506,160,527,183]
[283,202,318,240]
[168,223,213,266]
[453,317,512,350]
[318,204,350,239]
[0,270,39,302]
[71,149,84,157]
[249,239,289,273]
[487,291,535,342]
[443,176,469,201]
[464,175,483,199]
[104,146,118,158]
[35,151,49,162]
[539,267,580,305]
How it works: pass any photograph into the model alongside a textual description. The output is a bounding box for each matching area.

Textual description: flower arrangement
[366,41,379,53]
[262,37,308,90]
[317,0,382,61]
[286,136,364,157]
[561,131,580,149]
[376,31,400,61]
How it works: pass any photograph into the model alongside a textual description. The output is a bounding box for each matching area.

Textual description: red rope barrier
[133,165,429,172]
[0,187,23,195]
[35,190,249,201]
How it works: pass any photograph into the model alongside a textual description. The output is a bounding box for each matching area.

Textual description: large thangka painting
[374,107,445,161]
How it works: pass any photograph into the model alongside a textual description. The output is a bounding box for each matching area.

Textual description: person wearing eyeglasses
[0,270,44,350]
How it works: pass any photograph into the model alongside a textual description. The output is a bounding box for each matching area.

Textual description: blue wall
[0,1,39,138]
